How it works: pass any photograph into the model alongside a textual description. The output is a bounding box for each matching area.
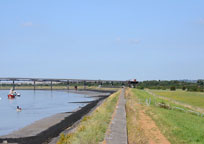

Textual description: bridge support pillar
[84,81,86,90]
[111,81,113,87]
[51,81,53,90]
[12,80,15,90]
[67,80,69,90]
[34,81,36,90]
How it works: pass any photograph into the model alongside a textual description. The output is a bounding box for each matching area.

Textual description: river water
[0,90,93,136]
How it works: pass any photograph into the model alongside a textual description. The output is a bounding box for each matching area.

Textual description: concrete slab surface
[105,88,127,144]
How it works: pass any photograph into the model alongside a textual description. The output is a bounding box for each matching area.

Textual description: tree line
[137,80,204,92]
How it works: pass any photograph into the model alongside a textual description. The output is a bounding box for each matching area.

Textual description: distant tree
[182,86,186,91]
[197,80,204,91]
[197,80,204,86]
[137,80,198,90]
[170,86,176,91]
[187,86,197,92]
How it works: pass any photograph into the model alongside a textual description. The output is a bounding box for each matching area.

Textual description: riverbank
[0,90,115,144]
[126,88,204,143]
[56,90,120,144]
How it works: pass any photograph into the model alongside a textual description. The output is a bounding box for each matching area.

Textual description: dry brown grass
[57,90,120,144]
[125,88,148,144]
[126,88,170,144]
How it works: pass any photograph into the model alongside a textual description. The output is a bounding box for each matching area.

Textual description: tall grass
[131,89,204,144]
[125,88,148,143]
[57,90,120,144]
[150,89,204,108]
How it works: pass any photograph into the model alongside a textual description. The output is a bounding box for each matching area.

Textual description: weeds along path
[126,88,170,144]
[56,90,120,144]
[145,89,204,113]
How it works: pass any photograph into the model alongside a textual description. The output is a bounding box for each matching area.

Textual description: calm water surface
[0,90,93,136]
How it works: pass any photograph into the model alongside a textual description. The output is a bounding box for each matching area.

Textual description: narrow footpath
[105,88,127,144]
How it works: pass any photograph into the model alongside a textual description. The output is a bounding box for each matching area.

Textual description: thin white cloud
[22,22,33,27]
[197,18,204,25]
[116,37,121,42]
[115,37,141,45]
[129,39,141,45]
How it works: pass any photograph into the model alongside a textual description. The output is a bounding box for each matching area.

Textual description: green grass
[57,90,120,144]
[150,89,204,108]
[131,89,204,144]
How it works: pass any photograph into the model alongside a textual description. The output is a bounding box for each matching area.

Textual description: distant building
[128,79,138,88]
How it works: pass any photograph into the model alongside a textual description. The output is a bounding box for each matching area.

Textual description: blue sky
[0,0,203,81]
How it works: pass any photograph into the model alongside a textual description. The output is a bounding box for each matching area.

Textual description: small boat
[8,88,17,99]
[16,93,21,97]
[8,94,15,99]
[16,106,22,112]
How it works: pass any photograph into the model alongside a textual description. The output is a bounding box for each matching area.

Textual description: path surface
[105,88,127,144]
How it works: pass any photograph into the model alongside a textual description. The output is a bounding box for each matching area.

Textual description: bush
[137,86,144,90]
[187,86,197,92]
[170,86,176,91]
[158,101,171,109]
[162,87,166,90]
[182,86,186,91]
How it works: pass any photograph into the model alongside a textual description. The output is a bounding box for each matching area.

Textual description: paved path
[105,88,127,144]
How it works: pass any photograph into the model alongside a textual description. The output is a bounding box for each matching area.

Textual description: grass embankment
[130,89,204,144]
[149,89,204,109]
[57,90,120,144]
[126,89,148,143]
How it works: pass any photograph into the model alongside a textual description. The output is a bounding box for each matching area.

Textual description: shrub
[182,86,186,91]
[187,86,197,92]
[137,86,144,90]
[170,86,176,91]
[57,133,65,144]
[162,87,166,90]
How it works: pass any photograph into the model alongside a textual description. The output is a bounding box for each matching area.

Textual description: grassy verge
[149,89,204,108]
[131,89,204,144]
[125,88,148,143]
[57,90,120,144]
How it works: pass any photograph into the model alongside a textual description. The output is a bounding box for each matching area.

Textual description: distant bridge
[0,77,129,90]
